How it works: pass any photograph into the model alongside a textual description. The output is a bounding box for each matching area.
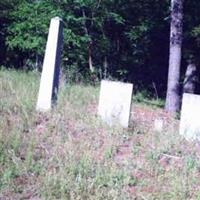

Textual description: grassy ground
[0,69,200,200]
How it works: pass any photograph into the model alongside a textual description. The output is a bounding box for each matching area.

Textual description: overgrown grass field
[0,69,200,199]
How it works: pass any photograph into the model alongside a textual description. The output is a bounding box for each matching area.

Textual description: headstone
[180,93,200,141]
[154,119,163,132]
[98,80,133,127]
[36,17,63,111]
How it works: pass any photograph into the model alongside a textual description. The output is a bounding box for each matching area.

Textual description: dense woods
[1,0,200,103]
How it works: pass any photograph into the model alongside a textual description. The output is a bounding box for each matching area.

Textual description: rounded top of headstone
[52,16,62,21]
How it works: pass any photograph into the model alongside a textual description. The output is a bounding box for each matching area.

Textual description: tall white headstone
[98,80,133,128]
[36,17,63,111]
[180,93,200,141]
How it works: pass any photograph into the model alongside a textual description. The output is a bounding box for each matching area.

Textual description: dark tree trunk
[183,62,197,94]
[82,9,94,73]
[165,0,184,113]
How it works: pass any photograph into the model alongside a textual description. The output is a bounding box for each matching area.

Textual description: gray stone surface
[36,17,63,111]
[98,80,133,127]
[180,93,200,141]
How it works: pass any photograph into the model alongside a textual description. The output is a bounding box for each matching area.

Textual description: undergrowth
[0,69,200,199]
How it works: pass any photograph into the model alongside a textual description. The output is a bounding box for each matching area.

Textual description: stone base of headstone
[179,93,200,141]
[98,80,133,128]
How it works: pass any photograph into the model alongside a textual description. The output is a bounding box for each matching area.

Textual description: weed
[105,146,118,159]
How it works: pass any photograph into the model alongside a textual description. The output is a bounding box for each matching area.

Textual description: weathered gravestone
[180,93,200,141]
[98,80,133,128]
[154,119,163,132]
[36,17,63,111]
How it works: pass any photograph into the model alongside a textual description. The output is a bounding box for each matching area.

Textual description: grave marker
[36,17,63,111]
[98,80,133,127]
[180,93,200,141]
[154,119,163,132]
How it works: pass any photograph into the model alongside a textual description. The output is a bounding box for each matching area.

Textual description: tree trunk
[88,41,94,73]
[103,56,108,79]
[165,0,184,113]
[183,62,197,94]
[82,9,94,73]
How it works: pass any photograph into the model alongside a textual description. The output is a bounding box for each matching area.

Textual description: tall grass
[0,69,200,199]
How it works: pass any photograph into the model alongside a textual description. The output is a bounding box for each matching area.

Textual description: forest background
[1,0,200,99]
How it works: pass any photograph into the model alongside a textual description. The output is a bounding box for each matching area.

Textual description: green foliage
[1,0,200,94]
[6,1,62,55]
[1,0,170,85]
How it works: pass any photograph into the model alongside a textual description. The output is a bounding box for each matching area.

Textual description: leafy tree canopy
[1,0,200,96]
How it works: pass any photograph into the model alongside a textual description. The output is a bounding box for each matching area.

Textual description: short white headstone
[180,93,200,141]
[98,80,133,128]
[154,119,163,132]
[36,17,63,111]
